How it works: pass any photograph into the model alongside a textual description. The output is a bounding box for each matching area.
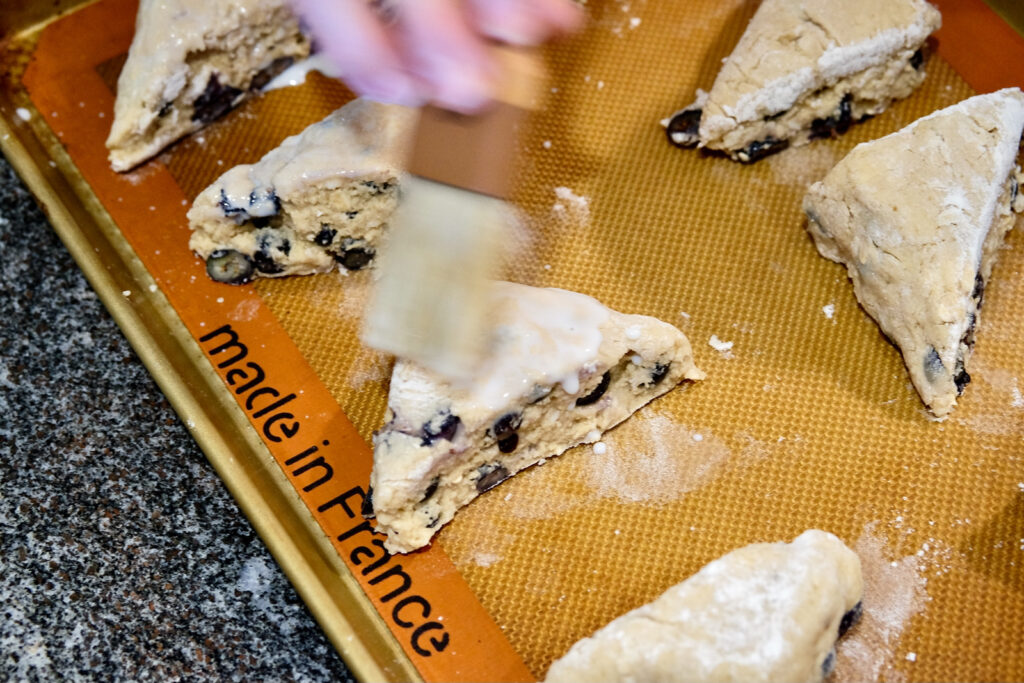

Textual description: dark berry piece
[475,463,510,493]
[421,477,440,502]
[361,180,391,195]
[336,247,374,271]
[315,226,337,247]
[576,371,611,407]
[922,347,944,383]
[839,601,863,636]
[665,108,702,148]
[497,434,519,453]
[346,210,360,219]
[206,249,254,285]
[648,362,671,386]
[963,312,978,349]
[821,650,837,677]
[157,100,173,118]
[249,56,295,91]
[218,188,249,219]
[737,137,789,163]
[810,94,853,140]
[191,74,243,124]
[361,486,375,518]
[492,413,522,440]
[971,271,985,303]
[426,515,441,529]
[248,188,281,214]
[910,49,924,70]
[421,413,461,446]
[953,356,971,395]
[252,249,283,274]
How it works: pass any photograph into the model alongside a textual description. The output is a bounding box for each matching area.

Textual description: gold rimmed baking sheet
[3,0,1024,680]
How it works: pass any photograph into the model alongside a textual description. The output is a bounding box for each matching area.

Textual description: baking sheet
[3,0,1024,680]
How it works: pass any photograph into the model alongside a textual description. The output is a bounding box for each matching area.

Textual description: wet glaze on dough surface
[188,99,415,282]
[369,282,704,554]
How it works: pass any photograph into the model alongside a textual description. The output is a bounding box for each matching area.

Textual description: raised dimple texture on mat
[167,2,1024,680]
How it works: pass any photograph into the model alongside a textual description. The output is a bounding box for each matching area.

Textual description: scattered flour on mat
[834,523,931,683]
[584,412,729,503]
[953,356,1024,431]
[709,334,734,358]
[228,298,261,322]
[823,303,836,320]
[552,186,590,225]
[767,141,837,189]
[442,528,519,569]
[588,0,648,36]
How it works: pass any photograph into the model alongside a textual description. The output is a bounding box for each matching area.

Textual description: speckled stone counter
[0,154,355,681]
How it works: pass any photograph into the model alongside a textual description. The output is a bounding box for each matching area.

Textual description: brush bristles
[362,176,505,382]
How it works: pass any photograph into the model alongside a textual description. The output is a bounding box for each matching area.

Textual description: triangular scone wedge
[664,0,940,162]
[106,0,310,172]
[804,88,1024,417]
[369,282,704,553]
[545,530,863,683]
[187,99,415,283]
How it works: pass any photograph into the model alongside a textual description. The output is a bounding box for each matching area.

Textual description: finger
[467,0,584,45]
[394,0,497,113]
[290,0,423,105]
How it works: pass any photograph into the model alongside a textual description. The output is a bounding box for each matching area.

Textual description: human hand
[290,0,584,113]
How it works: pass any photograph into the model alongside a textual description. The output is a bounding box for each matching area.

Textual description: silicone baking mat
[7,0,1024,680]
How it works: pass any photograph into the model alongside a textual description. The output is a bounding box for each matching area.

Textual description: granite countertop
[0,154,355,681]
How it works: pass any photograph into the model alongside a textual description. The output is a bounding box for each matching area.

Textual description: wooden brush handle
[407,45,545,199]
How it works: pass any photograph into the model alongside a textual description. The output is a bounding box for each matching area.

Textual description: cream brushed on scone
[187,99,415,283]
[545,530,863,683]
[803,88,1024,417]
[107,0,310,171]
[664,0,940,162]
[368,282,704,554]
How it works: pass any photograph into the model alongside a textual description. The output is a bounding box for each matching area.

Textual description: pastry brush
[362,46,544,382]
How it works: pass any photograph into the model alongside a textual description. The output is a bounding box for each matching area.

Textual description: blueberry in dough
[191,74,243,124]
[206,249,254,285]
[575,371,611,407]
[475,463,510,493]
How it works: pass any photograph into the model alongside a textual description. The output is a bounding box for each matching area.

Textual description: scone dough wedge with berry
[188,99,415,283]
[369,282,704,554]
[545,530,863,683]
[804,88,1024,417]
[106,0,310,171]
[664,0,940,162]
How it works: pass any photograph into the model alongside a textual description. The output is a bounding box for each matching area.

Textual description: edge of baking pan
[986,0,1024,36]
[0,9,418,683]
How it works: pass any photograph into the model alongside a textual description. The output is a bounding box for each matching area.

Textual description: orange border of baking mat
[20,0,530,681]
[18,0,1024,681]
